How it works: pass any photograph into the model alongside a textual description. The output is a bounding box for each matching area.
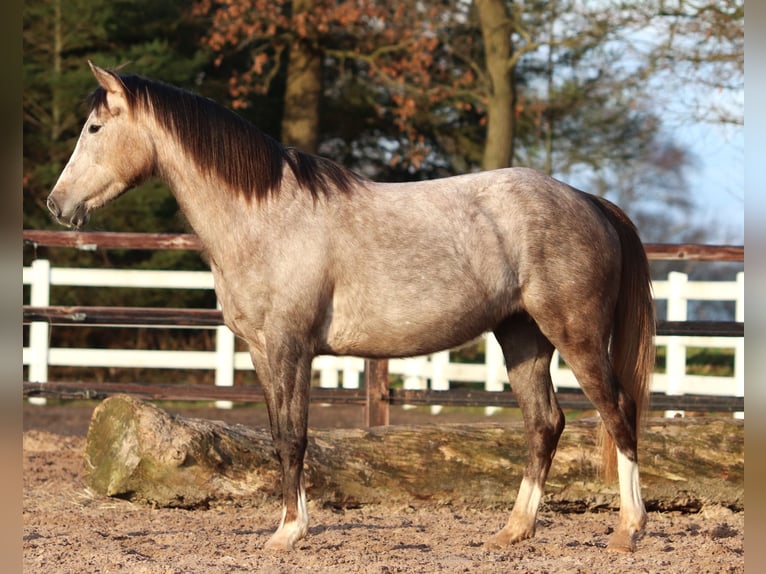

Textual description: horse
[47,62,655,553]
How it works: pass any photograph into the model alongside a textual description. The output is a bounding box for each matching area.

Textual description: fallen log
[85,395,743,512]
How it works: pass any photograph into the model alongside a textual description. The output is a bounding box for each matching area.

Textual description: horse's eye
[88,124,102,134]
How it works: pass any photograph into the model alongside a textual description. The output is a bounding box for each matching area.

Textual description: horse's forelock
[86,86,109,114]
[86,76,144,115]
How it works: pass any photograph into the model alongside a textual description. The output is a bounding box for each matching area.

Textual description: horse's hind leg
[543,330,647,552]
[485,314,564,549]
[563,348,647,552]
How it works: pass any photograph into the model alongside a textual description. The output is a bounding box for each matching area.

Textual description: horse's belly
[320,291,517,358]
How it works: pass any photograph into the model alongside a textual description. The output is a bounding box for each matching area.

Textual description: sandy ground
[23,403,744,573]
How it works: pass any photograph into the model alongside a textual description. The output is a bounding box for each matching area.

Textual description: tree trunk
[280,0,321,153]
[52,0,63,145]
[85,395,743,513]
[476,0,516,170]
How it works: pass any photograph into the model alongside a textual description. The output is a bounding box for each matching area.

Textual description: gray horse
[47,62,655,553]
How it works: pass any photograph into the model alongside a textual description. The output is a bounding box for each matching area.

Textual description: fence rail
[24,229,744,260]
[21,305,744,337]
[23,231,745,422]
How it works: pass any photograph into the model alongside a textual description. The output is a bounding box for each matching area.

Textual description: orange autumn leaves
[193,0,485,167]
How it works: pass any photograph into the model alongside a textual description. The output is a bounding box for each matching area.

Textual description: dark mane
[87,74,365,201]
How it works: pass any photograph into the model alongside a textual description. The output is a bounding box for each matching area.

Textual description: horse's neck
[153,130,252,253]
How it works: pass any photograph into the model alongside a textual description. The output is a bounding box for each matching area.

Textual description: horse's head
[47,61,155,229]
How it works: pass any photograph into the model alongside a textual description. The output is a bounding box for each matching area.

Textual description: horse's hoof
[483,536,506,551]
[607,530,636,553]
[264,533,295,552]
[264,520,309,552]
[483,526,533,550]
[264,539,293,552]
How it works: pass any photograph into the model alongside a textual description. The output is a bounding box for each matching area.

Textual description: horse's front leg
[248,341,313,551]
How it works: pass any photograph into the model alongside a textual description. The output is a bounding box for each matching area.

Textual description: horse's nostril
[47,196,60,217]
[72,211,90,229]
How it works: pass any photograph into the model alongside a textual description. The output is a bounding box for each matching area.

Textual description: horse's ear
[88,60,125,96]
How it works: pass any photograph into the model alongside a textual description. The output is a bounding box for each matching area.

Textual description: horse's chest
[209,263,267,339]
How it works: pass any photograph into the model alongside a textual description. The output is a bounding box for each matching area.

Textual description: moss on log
[85,395,743,511]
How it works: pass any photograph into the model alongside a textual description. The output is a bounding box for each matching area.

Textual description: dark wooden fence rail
[23,231,745,422]
[21,305,745,337]
[23,229,745,261]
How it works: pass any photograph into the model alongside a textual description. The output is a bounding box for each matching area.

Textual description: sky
[678,119,744,244]
[610,10,744,246]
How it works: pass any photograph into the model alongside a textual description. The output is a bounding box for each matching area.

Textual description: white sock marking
[616,450,645,530]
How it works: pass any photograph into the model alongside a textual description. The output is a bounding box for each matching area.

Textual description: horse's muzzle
[46,194,90,229]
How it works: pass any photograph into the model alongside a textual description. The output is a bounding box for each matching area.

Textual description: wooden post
[364,359,390,427]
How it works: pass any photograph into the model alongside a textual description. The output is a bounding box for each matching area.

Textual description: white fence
[23,259,744,414]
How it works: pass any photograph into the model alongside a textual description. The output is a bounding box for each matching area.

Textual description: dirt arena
[23,402,744,573]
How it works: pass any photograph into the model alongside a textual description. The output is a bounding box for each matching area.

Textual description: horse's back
[354,167,618,289]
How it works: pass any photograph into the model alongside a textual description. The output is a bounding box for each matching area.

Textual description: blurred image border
[744,2,763,570]
[1,0,23,571]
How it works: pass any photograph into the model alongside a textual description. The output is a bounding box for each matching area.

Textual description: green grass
[451,340,736,378]
[654,346,735,377]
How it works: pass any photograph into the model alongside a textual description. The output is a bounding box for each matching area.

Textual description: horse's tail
[588,195,655,481]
